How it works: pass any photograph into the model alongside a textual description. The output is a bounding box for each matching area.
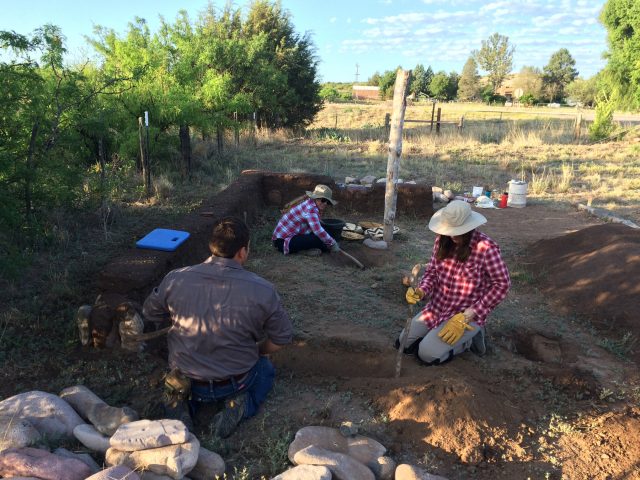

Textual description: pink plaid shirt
[272,198,336,254]
[417,230,510,328]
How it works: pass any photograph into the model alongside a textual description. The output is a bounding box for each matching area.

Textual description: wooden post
[430,101,436,131]
[384,113,391,137]
[335,112,338,129]
[234,111,240,147]
[574,112,583,140]
[383,68,411,244]
[138,117,151,198]
[458,115,465,131]
[436,107,442,135]
[253,111,258,146]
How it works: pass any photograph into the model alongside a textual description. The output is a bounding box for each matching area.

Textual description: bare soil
[3,200,640,480]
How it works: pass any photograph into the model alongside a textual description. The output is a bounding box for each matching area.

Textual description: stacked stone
[0,391,97,479]
[273,426,448,480]
[0,388,224,480]
[104,419,225,480]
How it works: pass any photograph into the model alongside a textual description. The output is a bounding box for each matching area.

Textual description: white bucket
[507,180,527,208]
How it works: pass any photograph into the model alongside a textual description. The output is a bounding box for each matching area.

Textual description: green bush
[589,94,615,141]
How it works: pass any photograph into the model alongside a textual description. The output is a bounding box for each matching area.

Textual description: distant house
[352,85,380,100]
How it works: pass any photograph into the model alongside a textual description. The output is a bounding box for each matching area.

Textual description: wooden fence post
[436,107,442,135]
[384,113,391,137]
[234,111,240,147]
[430,101,436,131]
[574,112,583,140]
[458,115,465,131]
[383,68,411,244]
[138,116,151,198]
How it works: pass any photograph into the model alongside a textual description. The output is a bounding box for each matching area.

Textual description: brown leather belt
[191,371,249,387]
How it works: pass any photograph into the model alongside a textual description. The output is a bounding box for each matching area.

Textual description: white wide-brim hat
[306,184,337,206]
[428,200,487,236]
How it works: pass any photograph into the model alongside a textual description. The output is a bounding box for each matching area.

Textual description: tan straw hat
[428,200,486,236]
[306,184,337,206]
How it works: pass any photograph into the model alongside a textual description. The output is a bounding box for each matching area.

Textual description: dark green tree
[473,32,515,92]
[457,57,480,101]
[409,64,430,97]
[428,71,450,100]
[542,48,579,102]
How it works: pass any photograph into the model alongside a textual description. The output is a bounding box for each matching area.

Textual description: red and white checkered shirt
[272,198,336,254]
[417,230,510,328]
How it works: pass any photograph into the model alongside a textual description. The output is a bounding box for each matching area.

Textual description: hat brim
[428,208,486,236]
[306,191,337,206]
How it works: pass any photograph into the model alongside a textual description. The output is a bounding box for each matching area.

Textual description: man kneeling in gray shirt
[144,216,293,438]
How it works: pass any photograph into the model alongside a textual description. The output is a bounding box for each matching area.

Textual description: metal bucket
[507,180,527,208]
[320,218,345,241]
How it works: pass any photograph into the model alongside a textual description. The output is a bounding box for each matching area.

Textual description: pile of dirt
[526,223,640,343]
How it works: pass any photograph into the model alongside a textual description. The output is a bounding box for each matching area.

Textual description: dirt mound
[526,223,640,339]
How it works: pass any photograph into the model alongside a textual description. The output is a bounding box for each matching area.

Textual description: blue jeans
[189,356,275,419]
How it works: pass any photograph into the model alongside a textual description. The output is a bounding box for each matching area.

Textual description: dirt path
[224,200,640,480]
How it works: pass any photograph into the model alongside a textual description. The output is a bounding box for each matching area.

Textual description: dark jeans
[273,235,329,254]
[189,356,275,419]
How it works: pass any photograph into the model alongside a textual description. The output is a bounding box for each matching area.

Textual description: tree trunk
[216,127,224,155]
[24,120,40,223]
[383,69,411,244]
[179,124,191,179]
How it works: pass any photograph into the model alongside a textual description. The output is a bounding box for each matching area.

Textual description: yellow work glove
[438,312,475,345]
[405,287,424,305]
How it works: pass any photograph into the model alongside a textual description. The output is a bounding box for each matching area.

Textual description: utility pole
[355,63,359,84]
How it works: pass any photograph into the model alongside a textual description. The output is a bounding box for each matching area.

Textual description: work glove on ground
[330,242,341,253]
[438,312,474,345]
[405,287,425,305]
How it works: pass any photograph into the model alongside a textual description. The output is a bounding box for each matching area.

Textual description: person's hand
[405,287,425,305]
[463,307,476,322]
[330,242,340,253]
[438,312,474,345]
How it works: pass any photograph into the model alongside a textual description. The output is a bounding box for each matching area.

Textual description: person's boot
[470,326,487,356]
[212,393,246,438]
[162,395,194,432]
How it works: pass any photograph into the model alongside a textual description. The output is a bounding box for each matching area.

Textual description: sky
[1,0,609,82]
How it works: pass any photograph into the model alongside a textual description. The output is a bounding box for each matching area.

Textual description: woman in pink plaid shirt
[397,200,511,365]
[272,185,341,256]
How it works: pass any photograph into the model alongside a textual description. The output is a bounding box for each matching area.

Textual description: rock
[443,190,454,200]
[60,385,138,436]
[288,426,386,471]
[406,180,417,184]
[85,465,141,480]
[433,192,450,203]
[140,472,176,480]
[106,433,199,479]
[395,464,449,480]
[288,426,387,465]
[293,445,374,480]
[345,176,359,184]
[361,175,377,185]
[363,239,388,250]
[0,391,84,439]
[0,415,41,452]
[272,464,332,479]
[53,447,100,474]
[371,456,395,480]
[73,423,111,453]
[188,446,225,480]
[109,419,188,452]
[0,447,92,480]
[376,178,386,183]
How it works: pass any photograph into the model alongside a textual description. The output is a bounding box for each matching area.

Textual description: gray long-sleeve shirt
[143,256,292,381]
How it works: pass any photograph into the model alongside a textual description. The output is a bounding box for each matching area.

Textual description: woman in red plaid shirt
[397,200,511,365]
[272,185,341,256]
